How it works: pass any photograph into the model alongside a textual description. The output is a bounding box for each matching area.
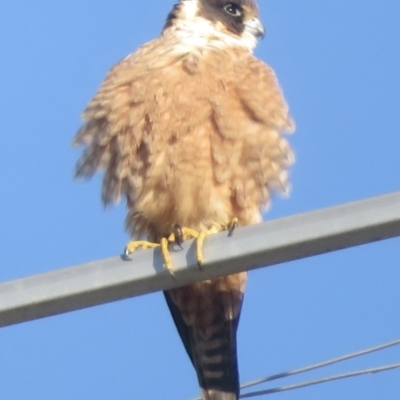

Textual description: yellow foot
[165,225,206,267]
[123,219,238,271]
[168,224,200,247]
[195,230,207,265]
[124,240,160,254]
[123,238,178,274]
[123,240,160,261]
[167,219,239,267]
[160,237,174,273]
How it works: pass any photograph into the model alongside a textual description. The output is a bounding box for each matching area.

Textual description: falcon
[73,0,294,399]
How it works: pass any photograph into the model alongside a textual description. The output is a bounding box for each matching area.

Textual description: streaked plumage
[73,0,294,398]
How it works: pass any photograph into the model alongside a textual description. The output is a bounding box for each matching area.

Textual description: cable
[188,338,400,400]
[240,364,400,398]
[241,338,400,389]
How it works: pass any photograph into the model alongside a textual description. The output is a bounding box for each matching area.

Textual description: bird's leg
[169,224,205,267]
[160,237,174,272]
[124,240,160,255]
[194,218,239,266]
[124,218,238,269]
[124,240,161,262]
[124,237,176,273]
[158,226,199,272]
[170,224,201,247]
[170,220,237,267]
[195,230,208,266]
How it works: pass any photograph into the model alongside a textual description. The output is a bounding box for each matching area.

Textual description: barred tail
[164,272,247,400]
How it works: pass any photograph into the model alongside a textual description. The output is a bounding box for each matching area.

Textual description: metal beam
[0,192,399,328]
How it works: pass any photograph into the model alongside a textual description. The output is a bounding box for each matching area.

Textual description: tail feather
[164,272,247,400]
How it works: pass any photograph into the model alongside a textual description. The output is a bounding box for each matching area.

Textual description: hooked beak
[244,17,265,39]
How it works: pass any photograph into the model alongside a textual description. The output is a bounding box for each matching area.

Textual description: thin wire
[240,363,400,398]
[188,339,400,400]
[241,338,400,390]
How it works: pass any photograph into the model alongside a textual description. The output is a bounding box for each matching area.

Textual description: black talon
[173,223,184,247]
[228,220,238,237]
[122,246,132,261]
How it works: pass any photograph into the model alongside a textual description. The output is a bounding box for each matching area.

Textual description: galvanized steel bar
[0,192,399,328]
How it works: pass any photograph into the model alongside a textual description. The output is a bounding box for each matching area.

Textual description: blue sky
[0,1,399,399]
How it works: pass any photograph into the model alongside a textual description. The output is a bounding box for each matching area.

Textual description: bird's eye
[224,3,242,17]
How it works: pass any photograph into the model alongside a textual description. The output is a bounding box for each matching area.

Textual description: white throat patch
[179,0,200,19]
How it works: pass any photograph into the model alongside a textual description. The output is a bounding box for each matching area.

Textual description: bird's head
[163,0,265,52]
